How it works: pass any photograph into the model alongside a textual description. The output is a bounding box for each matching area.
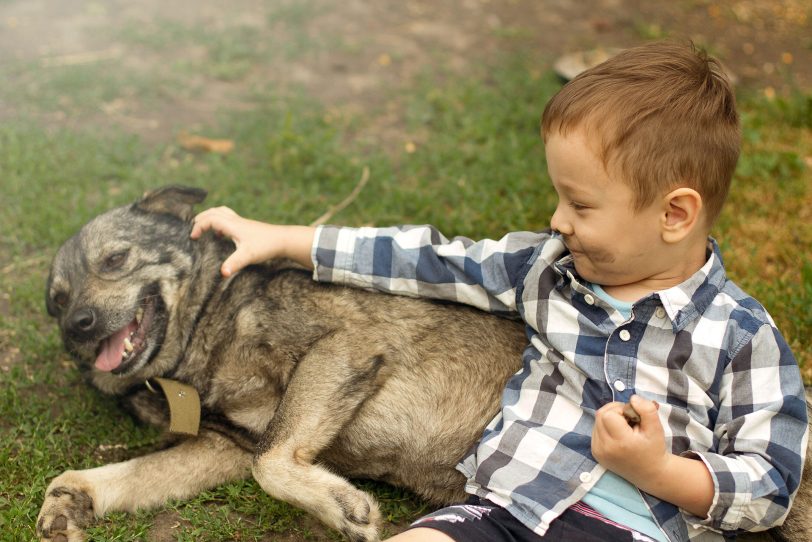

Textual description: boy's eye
[569,202,589,211]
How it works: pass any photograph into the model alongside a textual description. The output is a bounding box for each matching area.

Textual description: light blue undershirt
[580,283,669,542]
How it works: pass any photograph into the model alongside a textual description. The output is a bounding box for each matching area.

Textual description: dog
[37,187,810,542]
[37,186,528,541]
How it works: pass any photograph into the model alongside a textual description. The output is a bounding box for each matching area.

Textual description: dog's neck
[176,230,234,344]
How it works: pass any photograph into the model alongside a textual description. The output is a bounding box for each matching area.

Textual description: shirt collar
[552,236,728,332]
[656,238,727,331]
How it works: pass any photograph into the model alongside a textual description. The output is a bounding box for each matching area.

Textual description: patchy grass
[0,44,809,542]
[717,88,812,374]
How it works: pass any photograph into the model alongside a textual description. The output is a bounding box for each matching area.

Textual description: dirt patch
[148,511,190,542]
[0,0,808,147]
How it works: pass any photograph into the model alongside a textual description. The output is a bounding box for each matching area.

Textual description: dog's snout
[68,308,98,335]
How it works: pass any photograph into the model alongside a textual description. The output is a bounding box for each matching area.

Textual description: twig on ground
[40,48,121,67]
[309,166,370,227]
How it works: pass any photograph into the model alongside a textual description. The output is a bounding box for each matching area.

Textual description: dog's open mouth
[95,295,157,373]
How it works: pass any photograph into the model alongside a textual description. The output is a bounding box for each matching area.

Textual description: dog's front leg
[252,336,389,542]
[36,429,251,542]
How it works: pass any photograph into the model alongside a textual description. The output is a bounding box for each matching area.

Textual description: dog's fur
[38,187,809,542]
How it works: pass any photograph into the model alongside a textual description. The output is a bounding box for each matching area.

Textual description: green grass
[1,33,810,542]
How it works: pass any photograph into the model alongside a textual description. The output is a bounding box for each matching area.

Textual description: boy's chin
[570,257,598,283]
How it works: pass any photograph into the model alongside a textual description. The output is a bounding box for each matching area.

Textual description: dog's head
[46,186,208,383]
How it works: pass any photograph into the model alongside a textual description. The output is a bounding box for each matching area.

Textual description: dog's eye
[53,292,68,307]
[102,250,129,272]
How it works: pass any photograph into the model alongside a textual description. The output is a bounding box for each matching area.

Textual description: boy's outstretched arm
[191,207,315,276]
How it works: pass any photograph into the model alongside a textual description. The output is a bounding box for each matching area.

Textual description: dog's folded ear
[135,186,208,222]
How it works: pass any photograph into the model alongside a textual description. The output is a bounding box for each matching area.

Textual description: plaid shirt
[311,225,807,541]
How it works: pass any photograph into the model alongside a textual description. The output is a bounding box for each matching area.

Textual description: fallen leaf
[178,133,235,154]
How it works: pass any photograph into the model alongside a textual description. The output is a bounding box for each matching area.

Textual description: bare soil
[0,0,809,146]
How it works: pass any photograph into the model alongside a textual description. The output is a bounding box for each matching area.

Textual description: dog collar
[145,377,201,436]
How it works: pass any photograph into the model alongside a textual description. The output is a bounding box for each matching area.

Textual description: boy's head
[541,41,740,228]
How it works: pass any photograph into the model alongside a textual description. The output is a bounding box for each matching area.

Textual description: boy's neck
[598,239,709,303]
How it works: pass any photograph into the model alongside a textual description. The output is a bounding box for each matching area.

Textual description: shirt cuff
[679,450,750,532]
[311,225,364,286]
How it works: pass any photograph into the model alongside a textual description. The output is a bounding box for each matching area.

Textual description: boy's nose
[550,206,573,235]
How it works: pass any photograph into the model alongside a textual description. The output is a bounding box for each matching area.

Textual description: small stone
[622,402,641,427]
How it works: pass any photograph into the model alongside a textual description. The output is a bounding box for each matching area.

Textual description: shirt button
[584,294,595,305]
[579,472,592,483]
[655,307,666,319]
[619,329,631,341]
[613,380,626,392]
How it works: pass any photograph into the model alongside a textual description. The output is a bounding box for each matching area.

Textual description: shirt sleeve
[681,323,808,533]
[310,224,545,314]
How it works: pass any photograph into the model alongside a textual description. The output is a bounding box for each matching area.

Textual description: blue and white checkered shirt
[311,225,807,541]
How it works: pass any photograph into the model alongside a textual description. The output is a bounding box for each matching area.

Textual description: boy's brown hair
[541,41,740,226]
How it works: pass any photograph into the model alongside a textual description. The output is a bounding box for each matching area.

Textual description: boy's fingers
[602,408,634,440]
[630,395,663,435]
[191,207,239,238]
[595,403,632,440]
[221,247,254,277]
[630,394,659,414]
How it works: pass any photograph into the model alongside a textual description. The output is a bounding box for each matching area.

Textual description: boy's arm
[191,210,545,314]
[312,224,545,314]
[595,324,808,533]
[681,324,808,533]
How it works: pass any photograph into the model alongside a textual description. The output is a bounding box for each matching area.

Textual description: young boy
[191,41,807,542]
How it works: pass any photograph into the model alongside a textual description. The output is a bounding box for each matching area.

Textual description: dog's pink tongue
[95,323,135,372]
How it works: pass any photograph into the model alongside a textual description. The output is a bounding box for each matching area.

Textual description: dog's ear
[135,186,207,221]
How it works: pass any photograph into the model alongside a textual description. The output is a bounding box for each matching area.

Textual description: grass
[0,15,810,542]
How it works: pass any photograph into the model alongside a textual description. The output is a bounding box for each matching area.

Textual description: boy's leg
[384,528,455,542]
[388,497,653,542]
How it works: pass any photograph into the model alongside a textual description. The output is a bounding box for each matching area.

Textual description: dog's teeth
[136,307,144,325]
[123,337,134,352]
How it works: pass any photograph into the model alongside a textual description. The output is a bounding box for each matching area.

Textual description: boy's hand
[592,395,668,482]
[591,394,715,517]
[191,207,316,276]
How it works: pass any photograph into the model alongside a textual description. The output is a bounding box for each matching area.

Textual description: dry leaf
[178,133,235,154]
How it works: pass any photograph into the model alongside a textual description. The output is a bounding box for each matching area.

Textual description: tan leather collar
[145,377,200,436]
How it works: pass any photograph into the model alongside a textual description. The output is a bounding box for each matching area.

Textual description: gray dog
[38,187,810,542]
[37,186,527,541]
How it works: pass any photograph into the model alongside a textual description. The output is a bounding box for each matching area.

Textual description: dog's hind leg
[37,430,251,542]
[252,335,389,542]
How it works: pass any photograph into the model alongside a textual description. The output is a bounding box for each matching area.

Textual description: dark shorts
[407,497,655,542]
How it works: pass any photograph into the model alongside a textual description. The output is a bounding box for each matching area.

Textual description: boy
[191,41,807,541]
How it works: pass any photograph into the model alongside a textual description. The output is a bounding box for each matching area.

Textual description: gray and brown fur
[38,187,811,542]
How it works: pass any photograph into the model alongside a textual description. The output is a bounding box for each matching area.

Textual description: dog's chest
[204,370,282,435]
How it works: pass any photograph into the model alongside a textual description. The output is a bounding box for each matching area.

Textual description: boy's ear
[660,188,703,243]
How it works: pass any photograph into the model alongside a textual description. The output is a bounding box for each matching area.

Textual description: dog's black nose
[69,308,97,334]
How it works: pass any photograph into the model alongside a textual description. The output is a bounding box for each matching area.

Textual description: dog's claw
[37,481,93,542]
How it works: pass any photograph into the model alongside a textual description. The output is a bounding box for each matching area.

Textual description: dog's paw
[37,486,94,542]
[332,488,382,542]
